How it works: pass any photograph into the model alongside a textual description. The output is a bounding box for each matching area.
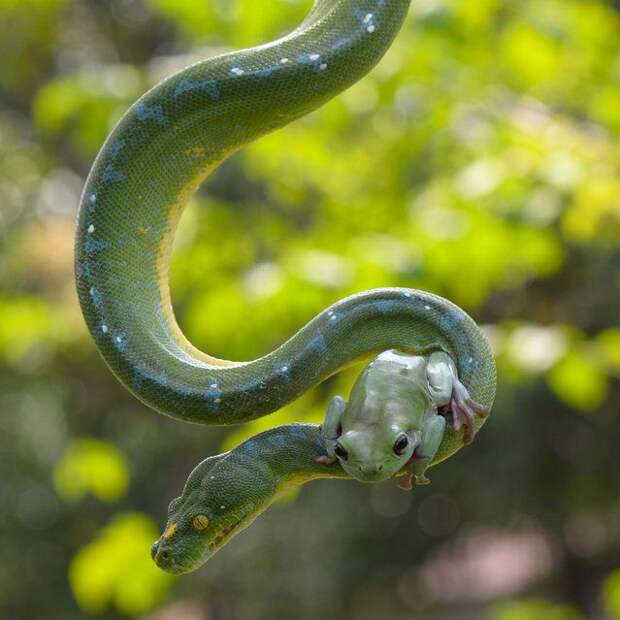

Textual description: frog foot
[396,448,430,491]
[396,470,431,490]
[444,379,489,445]
[397,471,413,491]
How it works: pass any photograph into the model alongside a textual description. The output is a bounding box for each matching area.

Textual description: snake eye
[393,434,409,455]
[334,442,348,460]
[192,514,210,531]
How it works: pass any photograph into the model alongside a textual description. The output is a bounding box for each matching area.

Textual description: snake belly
[75,0,497,572]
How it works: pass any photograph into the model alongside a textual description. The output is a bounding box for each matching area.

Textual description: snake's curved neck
[75,0,419,424]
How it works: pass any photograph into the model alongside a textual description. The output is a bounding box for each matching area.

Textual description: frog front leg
[397,415,446,490]
[411,415,446,485]
[317,395,346,464]
[426,351,489,445]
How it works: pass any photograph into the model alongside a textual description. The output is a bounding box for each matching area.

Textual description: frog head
[333,420,421,482]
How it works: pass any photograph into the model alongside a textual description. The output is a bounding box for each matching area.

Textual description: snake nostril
[160,550,170,561]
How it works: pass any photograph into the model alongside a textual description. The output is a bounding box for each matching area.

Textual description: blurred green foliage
[69,513,173,614]
[54,439,129,503]
[0,0,618,618]
[603,569,620,619]
[491,599,582,620]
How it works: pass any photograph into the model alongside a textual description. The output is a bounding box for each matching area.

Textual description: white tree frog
[318,349,488,489]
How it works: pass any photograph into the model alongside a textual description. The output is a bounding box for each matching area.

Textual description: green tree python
[75,0,496,574]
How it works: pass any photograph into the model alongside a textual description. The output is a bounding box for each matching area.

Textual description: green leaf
[547,349,608,412]
[69,513,173,615]
[54,439,129,503]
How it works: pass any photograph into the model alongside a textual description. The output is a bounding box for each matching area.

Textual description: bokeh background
[1,0,620,618]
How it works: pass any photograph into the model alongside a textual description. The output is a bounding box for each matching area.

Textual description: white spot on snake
[425,305,431,310]
[220,505,225,509]
[404,291,412,297]
[280,58,289,64]
[367,24,376,33]
[215,398,221,404]
[113,333,128,352]
[231,67,245,76]
[89,287,103,308]
[210,382,218,389]
[281,365,289,372]
[462,355,477,372]
[89,193,96,204]
[364,13,373,23]
[210,476,215,480]
[330,315,338,321]
[87,224,95,234]
[101,324,108,334]
[327,310,334,316]
[320,63,327,71]
[309,53,320,61]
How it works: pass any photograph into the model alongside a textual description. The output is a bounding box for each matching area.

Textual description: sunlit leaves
[144,0,311,44]
[54,439,129,503]
[598,329,620,373]
[488,323,617,413]
[0,0,67,95]
[491,598,582,620]
[548,350,608,413]
[603,569,620,620]
[0,298,57,364]
[506,325,568,374]
[562,178,620,246]
[69,513,173,615]
[0,0,65,8]
[33,66,143,157]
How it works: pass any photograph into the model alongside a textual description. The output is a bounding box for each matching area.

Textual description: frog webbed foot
[396,448,433,491]
[396,470,431,491]
[442,378,489,445]
[397,472,413,491]
[315,454,338,465]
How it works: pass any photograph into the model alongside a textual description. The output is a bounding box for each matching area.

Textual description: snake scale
[75,0,496,574]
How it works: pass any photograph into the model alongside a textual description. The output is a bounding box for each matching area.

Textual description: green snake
[75,0,496,574]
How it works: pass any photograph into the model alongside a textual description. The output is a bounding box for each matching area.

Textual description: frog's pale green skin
[320,350,488,486]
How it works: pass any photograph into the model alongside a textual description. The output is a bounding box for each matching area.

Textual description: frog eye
[393,434,409,455]
[334,442,348,460]
[192,514,210,531]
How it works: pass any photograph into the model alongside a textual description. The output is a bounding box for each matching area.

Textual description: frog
[318,349,488,489]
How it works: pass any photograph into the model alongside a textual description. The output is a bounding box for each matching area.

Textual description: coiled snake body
[75,0,496,574]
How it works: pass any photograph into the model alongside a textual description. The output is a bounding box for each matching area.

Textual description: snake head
[151,454,275,574]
